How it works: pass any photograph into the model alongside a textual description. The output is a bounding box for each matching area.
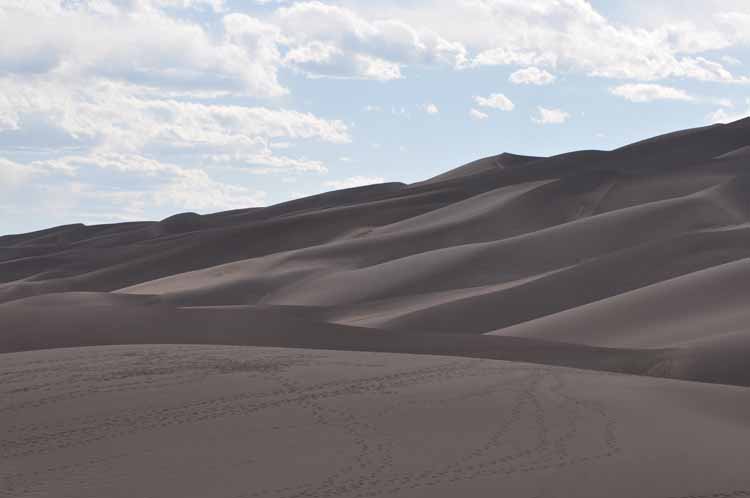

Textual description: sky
[1,0,750,235]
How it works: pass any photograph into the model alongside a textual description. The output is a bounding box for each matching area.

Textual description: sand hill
[3,118,750,497]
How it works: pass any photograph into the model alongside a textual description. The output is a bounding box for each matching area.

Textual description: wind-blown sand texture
[3,346,750,498]
[3,118,750,496]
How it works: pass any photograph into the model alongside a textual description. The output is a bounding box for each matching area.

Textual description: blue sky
[1,0,750,234]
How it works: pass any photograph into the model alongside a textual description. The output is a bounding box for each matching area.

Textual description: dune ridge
[3,117,750,387]
[6,118,750,498]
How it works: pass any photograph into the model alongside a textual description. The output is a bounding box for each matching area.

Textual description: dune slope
[3,345,750,498]
[3,117,750,389]
[6,118,750,497]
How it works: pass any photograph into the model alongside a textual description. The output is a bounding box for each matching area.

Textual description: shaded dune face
[3,117,750,387]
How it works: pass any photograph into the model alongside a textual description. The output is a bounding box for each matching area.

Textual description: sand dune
[3,345,750,498]
[4,118,750,495]
[490,255,750,346]
[716,144,750,160]
[2,118,750,377]
[415,152,543,185]
[366,224,750,333]
[0,120,750,370]
[0,292,665,376]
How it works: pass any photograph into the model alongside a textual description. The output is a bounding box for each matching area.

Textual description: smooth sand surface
[3,345,750,498]
[4,118,750,496]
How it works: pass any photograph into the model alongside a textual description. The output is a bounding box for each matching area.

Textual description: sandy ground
[2,345,750,498]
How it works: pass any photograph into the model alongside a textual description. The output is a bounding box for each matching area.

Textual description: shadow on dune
[4,117,750,387]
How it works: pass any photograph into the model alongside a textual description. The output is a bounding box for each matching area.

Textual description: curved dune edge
[3,345,750,498]
[3,118,750,388]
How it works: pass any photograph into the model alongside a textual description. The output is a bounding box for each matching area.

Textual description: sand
[3,345,750,498]
[3,117,750,496]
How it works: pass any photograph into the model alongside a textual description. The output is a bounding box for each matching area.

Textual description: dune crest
[3,117,750,388]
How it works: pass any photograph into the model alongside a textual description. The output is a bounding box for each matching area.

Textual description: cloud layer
[1,0,749,232]
[610,84,695,103]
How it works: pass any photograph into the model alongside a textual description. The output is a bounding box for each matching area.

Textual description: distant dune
[4,118,750,497]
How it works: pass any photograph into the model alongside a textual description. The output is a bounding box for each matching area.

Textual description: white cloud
[0,3,287,97]
[269,141,292,149]
[3,0,749,94]
[715,98,734,108]
[532,106,570,125]
[509,67,556,85]
[363,105,382,112]
[721,55,742,66]
[324,175,385,189]
[356,55,403,80]
[284,41,340,67]
[474,93,514,111]
[275,2,467,80]
[391,106,410,117]
[123,1,228,12]
[0,157,43,189]
[5,0,750,231]
[284,42,403,81]
[154,168,266,211]
[0,77,349,163]
[424,103,439,114]
[707,99,750,124]
[610,83,695,102]
[472,47,555,68]
[0,1,349,227]
[469,108,489,120]
[376,0,750,84]
[2,153,266,226]
[204,153,327,174]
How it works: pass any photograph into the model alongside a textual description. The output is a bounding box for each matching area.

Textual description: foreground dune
[3,345,750,498]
